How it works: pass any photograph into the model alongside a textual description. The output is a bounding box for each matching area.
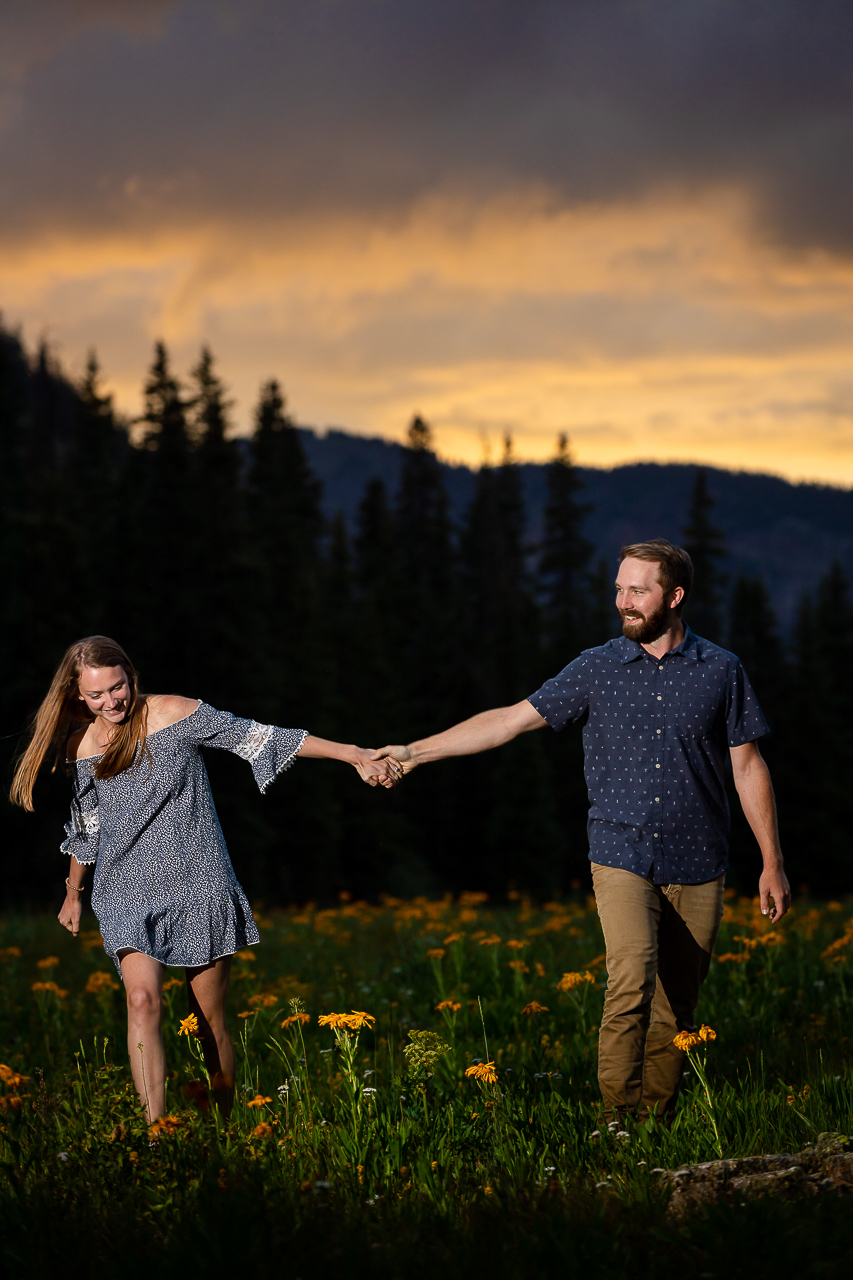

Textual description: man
[373,539,790,1122]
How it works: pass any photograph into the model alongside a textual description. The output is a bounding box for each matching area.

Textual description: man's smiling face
[615,556,681,644]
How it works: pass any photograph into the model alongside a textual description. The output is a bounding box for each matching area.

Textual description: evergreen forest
[1,327,850,905]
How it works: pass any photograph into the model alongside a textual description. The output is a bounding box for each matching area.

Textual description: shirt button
[656,729,661,734]
[653,833,659,838]
[657,696,662,701]
[655,797,660,802]
[655,763,661,769]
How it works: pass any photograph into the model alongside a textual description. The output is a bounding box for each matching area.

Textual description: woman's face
[77,665,131,725]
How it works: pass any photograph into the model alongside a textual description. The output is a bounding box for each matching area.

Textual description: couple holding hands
[11,539,790,1126]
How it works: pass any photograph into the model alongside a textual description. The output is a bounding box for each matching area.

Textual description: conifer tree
[186,347,242,702]
[681,469,727,642]
[539,433,593,667]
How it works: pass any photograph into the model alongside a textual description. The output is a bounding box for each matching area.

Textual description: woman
[10,636,399,1122]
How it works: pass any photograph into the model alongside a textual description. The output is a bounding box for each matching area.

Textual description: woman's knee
[126,985,162,1019]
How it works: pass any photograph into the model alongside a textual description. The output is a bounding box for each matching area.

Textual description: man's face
[615,557,681,644]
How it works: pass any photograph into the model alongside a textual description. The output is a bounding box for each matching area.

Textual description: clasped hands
[354,743,415,788]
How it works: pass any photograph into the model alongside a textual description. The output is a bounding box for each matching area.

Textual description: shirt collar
[609,625,701,665]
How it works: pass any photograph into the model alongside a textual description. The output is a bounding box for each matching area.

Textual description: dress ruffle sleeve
[173,702,307,794]
[60,768,100,865]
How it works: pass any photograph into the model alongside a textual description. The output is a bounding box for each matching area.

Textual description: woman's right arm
[59,730,99,936]
[58,858,88,936]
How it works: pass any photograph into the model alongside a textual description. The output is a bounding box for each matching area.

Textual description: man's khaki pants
[591,862,725,1123]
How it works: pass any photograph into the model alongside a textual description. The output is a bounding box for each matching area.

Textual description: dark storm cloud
[2,0,853,251]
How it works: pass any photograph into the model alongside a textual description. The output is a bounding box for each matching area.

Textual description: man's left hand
[759,864,791,922]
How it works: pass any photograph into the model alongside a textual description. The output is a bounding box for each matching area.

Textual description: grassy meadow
[2,889,853,1278]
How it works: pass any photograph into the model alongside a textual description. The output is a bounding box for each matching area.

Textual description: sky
[2,0,853,482]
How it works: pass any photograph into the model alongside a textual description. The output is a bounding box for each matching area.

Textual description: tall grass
[1,890,852,1277]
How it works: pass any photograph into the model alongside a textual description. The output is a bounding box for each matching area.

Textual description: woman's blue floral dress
[61,702,306,975]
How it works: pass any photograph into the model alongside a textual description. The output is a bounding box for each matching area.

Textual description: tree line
[1,326,850,903]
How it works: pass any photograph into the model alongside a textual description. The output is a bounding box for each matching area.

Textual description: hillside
[298,428,853,628]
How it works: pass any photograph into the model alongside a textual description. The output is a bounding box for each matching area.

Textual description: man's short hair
[619,539,693,611]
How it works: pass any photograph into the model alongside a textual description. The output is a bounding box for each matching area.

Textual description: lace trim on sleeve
[76,810,100,836]
[233,722,274,764]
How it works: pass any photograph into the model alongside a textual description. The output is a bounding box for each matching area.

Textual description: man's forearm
[408,702,544,765]
[733,752,783,867]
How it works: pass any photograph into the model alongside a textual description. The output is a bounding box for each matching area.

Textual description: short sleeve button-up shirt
[528,627,769,885]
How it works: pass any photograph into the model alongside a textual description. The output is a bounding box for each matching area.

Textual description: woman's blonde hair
[10,636,150,811]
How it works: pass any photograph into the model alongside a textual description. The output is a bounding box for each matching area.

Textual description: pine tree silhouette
[682,468,727,643]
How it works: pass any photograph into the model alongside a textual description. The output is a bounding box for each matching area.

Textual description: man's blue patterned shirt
[528,627,768,885]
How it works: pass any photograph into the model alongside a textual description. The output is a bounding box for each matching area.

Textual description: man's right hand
[371,744,416,773]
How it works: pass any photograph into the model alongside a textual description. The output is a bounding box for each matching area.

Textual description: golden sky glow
[3,1,853,484]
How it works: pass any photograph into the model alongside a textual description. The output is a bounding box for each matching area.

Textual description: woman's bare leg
[118,950,167,1123]
[186,956,235,1116]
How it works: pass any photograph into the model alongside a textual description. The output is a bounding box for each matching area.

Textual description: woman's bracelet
[65,876,85,894]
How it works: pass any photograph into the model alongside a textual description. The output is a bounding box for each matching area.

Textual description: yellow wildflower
[31,981,68,998]
[36,956,59,969]
[280,1012,311,1030]
[318,1010,376,1032]
[247,1094,272,1108]
[248,993,279,1009]
[556,971,594,992]
[520,1001,549,1016]
[178,1013,200,1037]
[465,1061,498,1084]
[673,1025,716,1052]
[0,1065,30,1090]
[85,971,119,994]
[148,1115,182,1138]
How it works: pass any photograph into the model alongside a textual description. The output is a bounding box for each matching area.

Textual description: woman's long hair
[10,636,150,811]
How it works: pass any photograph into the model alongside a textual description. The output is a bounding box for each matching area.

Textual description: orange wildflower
[465,1061,498,1084]
[252,1122,274,1139]
[556,971,594,992]
[505,939,528,950]
[234,950,257,961]
[148,1115,182,1138]
[36,956,59,969]
[85,971,119,994]
[426,948,446,960]
[248,993,279,1009]
[247,1094,272,1108]
[281,1012,311,1030]
[520,1001,549,1016]
[443,933,465,944]
[435,1000,462,1013]
[178,1013,200,1037]
[237,1010,256,1019]
[318,1010,376,1032]
[508,960,529,973]
[31,981,68,998]
[478,935,502,947]
[0,1065,30,1090]
[0,947,21,960]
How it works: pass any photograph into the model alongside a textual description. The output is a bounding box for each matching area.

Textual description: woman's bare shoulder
[145,695,202,733]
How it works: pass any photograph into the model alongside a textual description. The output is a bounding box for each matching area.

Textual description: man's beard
[619,599,672,644]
